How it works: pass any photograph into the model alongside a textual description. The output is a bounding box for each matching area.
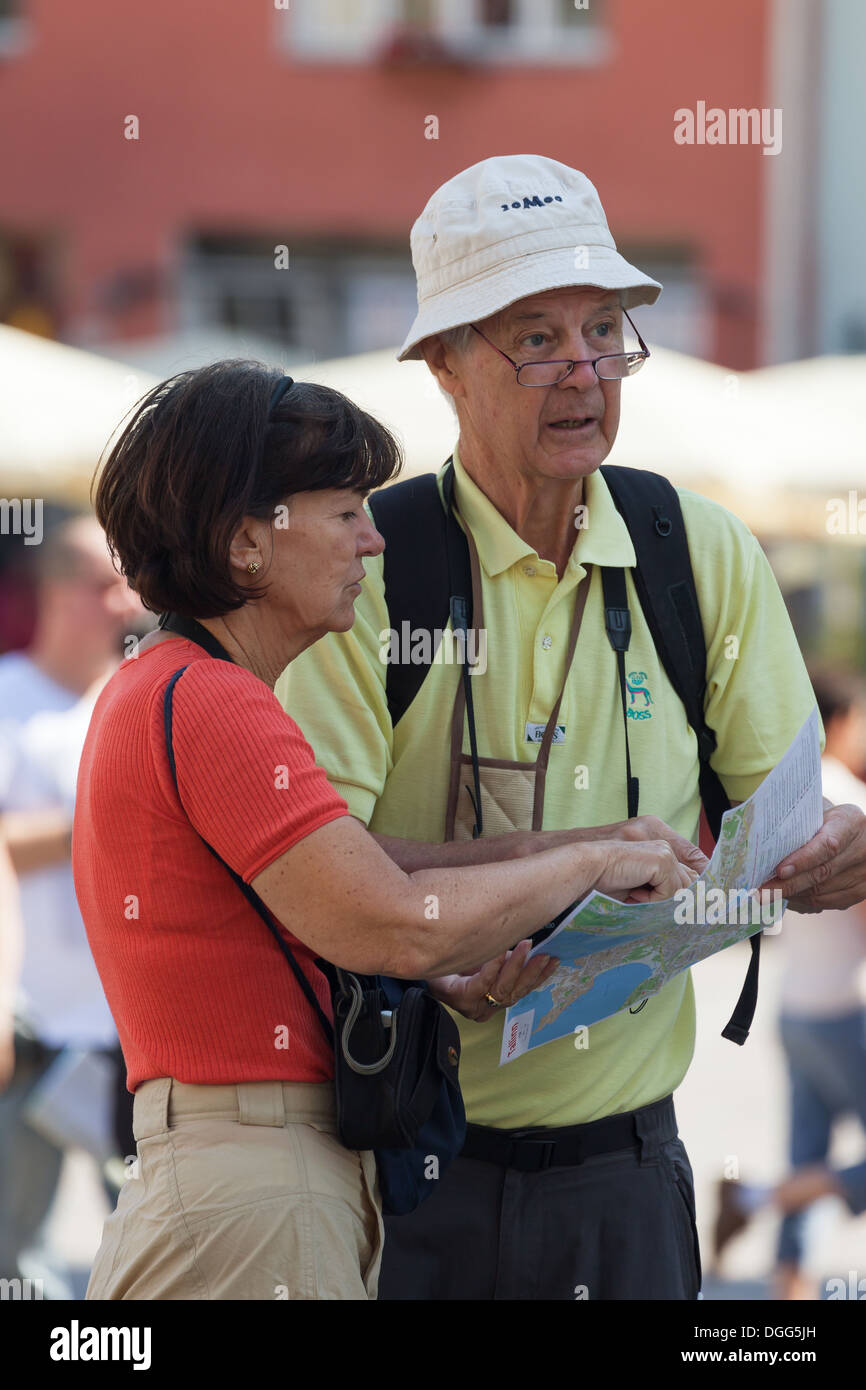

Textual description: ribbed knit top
[73,638,347,1089]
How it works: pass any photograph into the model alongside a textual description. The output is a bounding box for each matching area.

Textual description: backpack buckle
[652,506,673,537]
[604,605,631,653]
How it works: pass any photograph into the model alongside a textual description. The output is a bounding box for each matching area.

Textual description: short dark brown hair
[92,359,402,618]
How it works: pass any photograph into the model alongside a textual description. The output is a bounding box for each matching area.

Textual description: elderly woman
[73,360,691,1301]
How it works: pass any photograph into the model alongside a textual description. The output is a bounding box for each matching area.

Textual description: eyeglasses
[469,310,650,386]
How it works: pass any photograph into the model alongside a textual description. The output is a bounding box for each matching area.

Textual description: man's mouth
[547,417,598,431]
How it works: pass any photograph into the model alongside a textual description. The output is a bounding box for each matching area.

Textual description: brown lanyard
[447,513,591,836]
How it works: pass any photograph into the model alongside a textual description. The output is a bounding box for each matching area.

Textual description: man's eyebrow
[507,300,621,323]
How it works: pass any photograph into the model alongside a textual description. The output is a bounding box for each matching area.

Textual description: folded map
[499,707,823,1064]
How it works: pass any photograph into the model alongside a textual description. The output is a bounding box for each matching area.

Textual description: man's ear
[421,336,465,405]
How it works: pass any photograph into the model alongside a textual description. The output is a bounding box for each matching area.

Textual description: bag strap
[599,565,641,821]
[599,465,729,837]
[162,666,335,1050]
[598,463,758,1045]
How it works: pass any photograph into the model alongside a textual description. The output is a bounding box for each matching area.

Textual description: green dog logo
[626,671,653,721]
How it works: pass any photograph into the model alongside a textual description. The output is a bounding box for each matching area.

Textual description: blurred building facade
[1,0,865,667]
[3,0,859,371]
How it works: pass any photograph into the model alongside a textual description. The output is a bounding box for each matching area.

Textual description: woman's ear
[228,517,268,575]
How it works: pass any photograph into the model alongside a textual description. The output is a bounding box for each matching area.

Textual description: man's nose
[555,356,599,389]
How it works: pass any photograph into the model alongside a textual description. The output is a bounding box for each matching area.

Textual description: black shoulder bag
[158,612,465,1215]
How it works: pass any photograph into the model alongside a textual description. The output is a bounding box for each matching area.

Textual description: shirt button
[523,564,537,577]
[541,634,553,650]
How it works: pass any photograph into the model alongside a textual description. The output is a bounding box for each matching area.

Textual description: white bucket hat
[398,154,662,361]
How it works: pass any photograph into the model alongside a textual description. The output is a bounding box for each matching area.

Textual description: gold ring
[483,992,503,1008]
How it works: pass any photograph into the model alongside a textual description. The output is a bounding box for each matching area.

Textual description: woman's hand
[591,839,699,903]
[429,939,559,1022]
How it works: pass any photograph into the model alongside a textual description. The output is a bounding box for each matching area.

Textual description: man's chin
[536,446,609,480]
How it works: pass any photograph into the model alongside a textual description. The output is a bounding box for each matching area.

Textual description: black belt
[461,1094,676,1173]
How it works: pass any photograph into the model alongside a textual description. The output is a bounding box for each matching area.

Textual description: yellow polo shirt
[277,449,819,1128]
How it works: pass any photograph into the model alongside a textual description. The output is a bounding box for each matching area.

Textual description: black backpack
[369,461,760,1045]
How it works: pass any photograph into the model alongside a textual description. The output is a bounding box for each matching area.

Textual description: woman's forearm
[255,818,685,980]
[396,840,609,977]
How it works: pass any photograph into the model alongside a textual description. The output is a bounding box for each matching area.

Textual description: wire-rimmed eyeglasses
[469,310,650,386]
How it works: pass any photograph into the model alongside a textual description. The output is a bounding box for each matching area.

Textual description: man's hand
[761,802,866,912]
[614,815,709,876]
[429,940,558,1023]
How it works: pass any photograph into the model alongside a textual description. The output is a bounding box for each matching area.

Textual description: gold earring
[247,561,260,575]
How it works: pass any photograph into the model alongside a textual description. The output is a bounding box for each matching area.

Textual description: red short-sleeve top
[73,639,348,1089]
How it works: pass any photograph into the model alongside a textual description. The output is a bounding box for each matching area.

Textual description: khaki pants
[86,1077,383,1301]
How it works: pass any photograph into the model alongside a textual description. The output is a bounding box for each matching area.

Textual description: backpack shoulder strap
[368,462,472,726]
[599,463,730,838]
[599,464,758,1046]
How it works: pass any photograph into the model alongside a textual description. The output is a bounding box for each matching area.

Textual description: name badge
[525,723,566,744]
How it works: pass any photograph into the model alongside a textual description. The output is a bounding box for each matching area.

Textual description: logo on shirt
[525,723,566,744]
[625,671,654,721]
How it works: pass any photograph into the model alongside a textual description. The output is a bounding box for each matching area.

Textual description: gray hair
[438,323,477,354]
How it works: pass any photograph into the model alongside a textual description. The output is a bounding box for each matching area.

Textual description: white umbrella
[724,356,866,494]
[686,355,866,543]
[0,326,156,505]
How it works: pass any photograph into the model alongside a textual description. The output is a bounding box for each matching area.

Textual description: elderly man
[279,155,866,1300]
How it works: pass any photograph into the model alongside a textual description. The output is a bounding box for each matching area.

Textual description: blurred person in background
[0,832,23,1093]
[714,668,866,1298]
[0,515,144,1294]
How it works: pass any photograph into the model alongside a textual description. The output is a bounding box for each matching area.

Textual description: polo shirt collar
[445,447,536,577]
[441,447,636,578]
[570,467,637,574]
